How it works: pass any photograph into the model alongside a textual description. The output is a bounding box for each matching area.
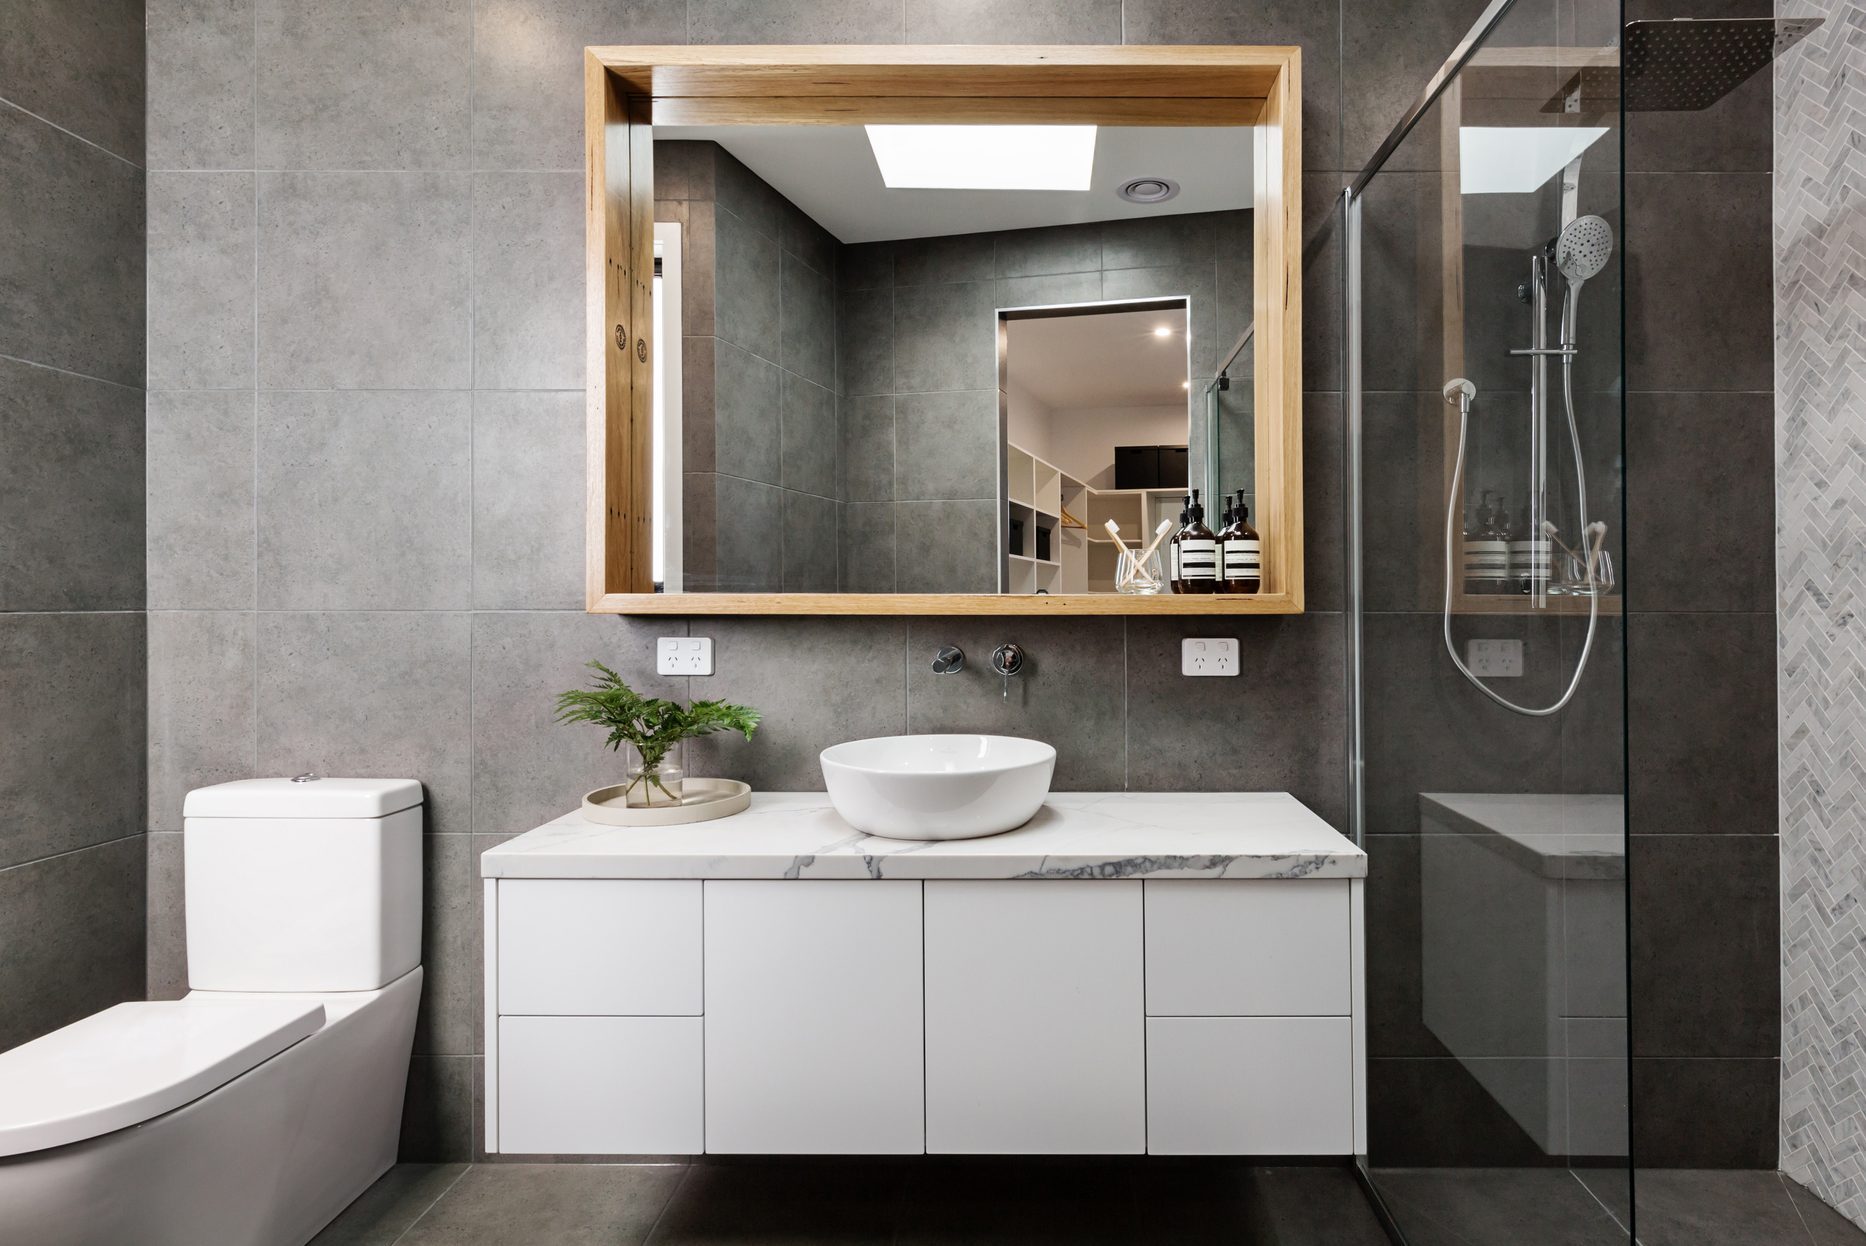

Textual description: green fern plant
[555,661,760,802]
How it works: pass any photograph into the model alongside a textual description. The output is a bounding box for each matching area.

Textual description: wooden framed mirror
[585,45,1303,614]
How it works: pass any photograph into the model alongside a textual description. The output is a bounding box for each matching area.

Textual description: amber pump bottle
[1223,490,1262,593]
[1177,490,1219,593]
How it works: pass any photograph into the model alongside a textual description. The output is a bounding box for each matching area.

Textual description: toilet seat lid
[0,998,324,1157]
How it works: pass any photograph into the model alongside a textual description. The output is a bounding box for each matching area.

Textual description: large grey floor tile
[310,1164,468,1246]
[1370,1167,1626,1246]
[651,1162,896,1245]
[401,1163,685,1245]
[1786,1177,1866,1245]
[1628,1170,1822,1246]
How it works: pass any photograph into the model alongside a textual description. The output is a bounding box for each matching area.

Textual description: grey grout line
[385,1163,474,1246]
[0,95,142,169]
[641,1161,698,1246]
[1780,1170,1824,1246]
[1566,1168,1635,1242]
[0,351,143,394]
[0,832,146,876]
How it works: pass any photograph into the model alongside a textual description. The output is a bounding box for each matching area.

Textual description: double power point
[1181,638,1240,677]
[656,637,713,676]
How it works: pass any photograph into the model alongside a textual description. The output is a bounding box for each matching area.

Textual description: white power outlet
[1181,638,1240,677]
[657,637,713,676]
[1466,638,1523,678]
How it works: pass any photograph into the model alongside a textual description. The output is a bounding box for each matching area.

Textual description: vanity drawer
[1144,880,1351,1017]
[498,1015,703,1154]
[1146,1016,1353,1155]
[498,880,702,1016]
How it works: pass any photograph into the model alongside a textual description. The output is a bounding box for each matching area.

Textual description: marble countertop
[482,792,1365,881]
[1419,793,1625,879]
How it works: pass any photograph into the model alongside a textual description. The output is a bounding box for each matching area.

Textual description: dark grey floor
[310,1159,1392,1245]
[1369,1167,1866,1246]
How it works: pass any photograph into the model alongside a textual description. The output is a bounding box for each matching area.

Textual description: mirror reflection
[649,123,1257,594]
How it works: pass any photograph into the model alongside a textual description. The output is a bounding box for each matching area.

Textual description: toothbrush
[1135,518,1175,565]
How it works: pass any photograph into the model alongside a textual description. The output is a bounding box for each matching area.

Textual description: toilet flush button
[290,773,321,783]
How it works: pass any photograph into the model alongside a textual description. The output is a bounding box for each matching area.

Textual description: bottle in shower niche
[1463,490,1510,595]
[1223,490,1262,593]
[1177,490,1220,593]
[1511,501,1550,595]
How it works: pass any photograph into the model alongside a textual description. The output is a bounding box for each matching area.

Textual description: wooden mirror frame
[585,44,1303,614]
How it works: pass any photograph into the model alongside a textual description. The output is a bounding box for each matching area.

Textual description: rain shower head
[1554,215,1614,284]
[1548,17,1824,114]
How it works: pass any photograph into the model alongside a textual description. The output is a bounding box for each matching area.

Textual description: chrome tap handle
[931,646,965,675]
[990,644,1025,699]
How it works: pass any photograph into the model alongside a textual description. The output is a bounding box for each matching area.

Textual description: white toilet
[0,777,426,1246]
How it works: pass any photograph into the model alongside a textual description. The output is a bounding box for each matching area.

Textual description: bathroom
[0,0,1858,1242]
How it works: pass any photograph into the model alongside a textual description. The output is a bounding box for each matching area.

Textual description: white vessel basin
[819,735,1057,841]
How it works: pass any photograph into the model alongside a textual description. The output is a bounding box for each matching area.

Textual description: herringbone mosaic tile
[1777,0,1866,1231]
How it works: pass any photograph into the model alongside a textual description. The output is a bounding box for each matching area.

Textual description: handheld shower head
[1554,215,1614,285]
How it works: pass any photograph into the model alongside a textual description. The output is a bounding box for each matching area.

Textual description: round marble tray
[581,778,751,827]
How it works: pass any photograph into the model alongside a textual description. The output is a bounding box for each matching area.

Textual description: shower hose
[1441,319,1600,718]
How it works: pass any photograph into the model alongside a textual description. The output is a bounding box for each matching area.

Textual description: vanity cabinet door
[498,1016,704,1154]
[923,880,1145,1154]
[1144,879,1351,1017]
[703,881,924,1154]
[1146,1016,1354,1154]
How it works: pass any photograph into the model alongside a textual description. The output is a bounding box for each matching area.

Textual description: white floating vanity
[481,793,1367,1158]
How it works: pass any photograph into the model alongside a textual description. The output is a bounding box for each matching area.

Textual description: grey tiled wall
[140,0,1776,1170]
[837,210,1252,594]
[0,0,148,1054]
[655,141,841,593]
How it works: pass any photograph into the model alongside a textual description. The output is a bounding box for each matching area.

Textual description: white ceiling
[657,124,1253,244]
[1008,306,1189,409]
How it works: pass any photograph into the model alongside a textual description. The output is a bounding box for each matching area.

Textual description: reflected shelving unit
[1005,442,1188,596]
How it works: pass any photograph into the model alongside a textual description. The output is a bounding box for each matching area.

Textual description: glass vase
[625,753,685,808]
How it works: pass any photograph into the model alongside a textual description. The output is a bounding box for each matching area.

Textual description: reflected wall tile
[470,612,675,838]
[147,611,256,832]
[713,149,784,242]
[1101,213,1216,272]
[472,0,686,170]
[255,0,470,170]
[0,613,146,869]
[146,831,187,1000]
[0,359,144,612]
[893,280,998,393]
[680,200,718,338]
[147,390,254,611]
[472,392,584,611]
[840,502,897,592]
[894,500,998,594]
[781,201,838,279]
[711,340,783,486]
[257,172,471,390]
[1362,834,1436,1055]
[256,612,472,833]
[780,252,837,389]
[996,271,1101,309]
[0,837,145,1054]
[782,492,840,592]
[905,618,1126,790]
[0,106,145,387]
[839,284,894,398]
[840,394,896,502]
[257,391,472,610]
[685,618,908,790]
[1367,1056,1552,1165]
[895,233,996,286]
[714,204,782,365]
[472,172,582,391]
[839,241,894,291]
[1127,614,1348,827]
[148,0,254,170]
[896,390,998,501]
[1625,612,1776,835]
[682,334,717,473]
[995,223,1101,279]
[148,172,255,391]
[713,476,784,592]
[781,374,838,500]
[1102,263,1219,377]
